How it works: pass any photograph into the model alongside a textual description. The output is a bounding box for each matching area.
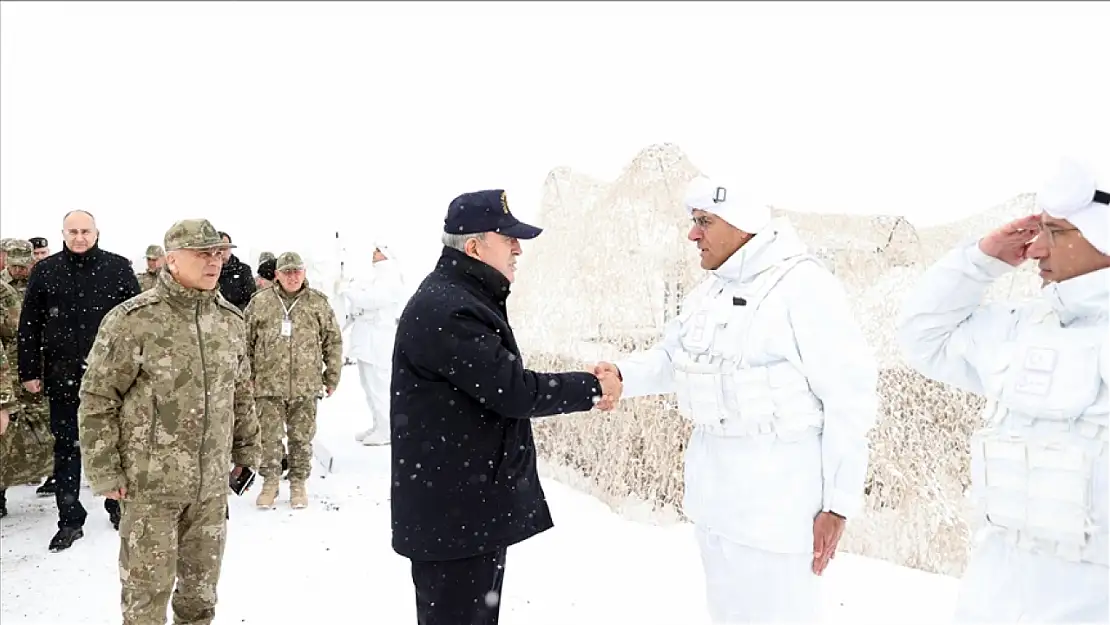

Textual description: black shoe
[49,527,84,552]
[0,501,7,519]
[109,507,121,531]
[36,476,57,497]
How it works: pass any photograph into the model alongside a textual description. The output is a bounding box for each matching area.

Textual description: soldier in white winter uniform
[339,244,405,446]
[898,157,1109,623]
[596,178,878,623]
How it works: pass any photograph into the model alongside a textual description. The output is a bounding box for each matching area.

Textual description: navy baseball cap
[444,189,543,239]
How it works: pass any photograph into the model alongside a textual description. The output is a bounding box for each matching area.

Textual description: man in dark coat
[390,189,623,625]
[18,210,142,551]
[216,231,256,310]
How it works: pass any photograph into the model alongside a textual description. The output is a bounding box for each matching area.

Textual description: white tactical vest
[671,254,824,439]
[969,307,1109,567]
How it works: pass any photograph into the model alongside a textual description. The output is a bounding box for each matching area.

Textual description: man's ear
[464,237,481,258]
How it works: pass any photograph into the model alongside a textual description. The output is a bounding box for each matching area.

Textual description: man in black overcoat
[390,189,623,625]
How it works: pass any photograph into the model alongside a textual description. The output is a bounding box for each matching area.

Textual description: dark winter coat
[18,244,142,402]
[219,254,256,311]
[390,246,603,561]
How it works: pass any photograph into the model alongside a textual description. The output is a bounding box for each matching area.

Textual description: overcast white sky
[2,1,1108,279]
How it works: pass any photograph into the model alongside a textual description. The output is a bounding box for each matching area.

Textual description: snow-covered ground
[1,378,959,624]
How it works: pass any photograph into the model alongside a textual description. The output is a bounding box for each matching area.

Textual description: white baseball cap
[1036,157,1109,255]
[683,177,772,235]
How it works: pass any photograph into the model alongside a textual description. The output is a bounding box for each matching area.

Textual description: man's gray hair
[441,231,486,252]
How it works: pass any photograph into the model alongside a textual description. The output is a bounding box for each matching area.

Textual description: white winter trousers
[696,526,819,623]
[357,361,391,431]
[953,530,1109,623]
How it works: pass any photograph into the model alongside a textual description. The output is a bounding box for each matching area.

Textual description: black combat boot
[48,527,84,552]
[281,456,289,480]
[36,475,57,497]
[0,489,7,518]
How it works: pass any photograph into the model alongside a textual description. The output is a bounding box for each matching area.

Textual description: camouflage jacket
[137,270,159,292]
[0,338,16,413]
[78,270,262,502]
[0,268,9,285]
[1,281,23,393]
[244,284,343,398]
[0,281,18,345]
[7,274,28,296]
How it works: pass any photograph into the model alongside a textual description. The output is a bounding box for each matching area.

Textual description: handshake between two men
[591,362,623,412]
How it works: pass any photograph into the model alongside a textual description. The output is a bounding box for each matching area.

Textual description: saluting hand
[0,409,9,436]
[978,214,1042,266]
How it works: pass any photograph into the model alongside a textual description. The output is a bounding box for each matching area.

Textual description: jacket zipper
[288,307,294,398]
[195,301,211,503]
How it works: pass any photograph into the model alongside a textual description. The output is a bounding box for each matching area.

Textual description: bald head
[62,210,99,254]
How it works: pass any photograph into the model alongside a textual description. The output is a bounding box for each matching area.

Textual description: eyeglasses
[1036,223,1080,247]
[691,215,713,232]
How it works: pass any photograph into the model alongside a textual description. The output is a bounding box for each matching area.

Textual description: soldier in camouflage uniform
[79,219,261,625]
[0,242,55,507]
[136,244,165,292]
[245,251,342,509]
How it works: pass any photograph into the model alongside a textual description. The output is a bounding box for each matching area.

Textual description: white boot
[354,428,375,442]
[362,427,390,446]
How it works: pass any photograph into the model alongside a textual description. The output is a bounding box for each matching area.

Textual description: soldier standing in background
[245,251,342,509]
[137,245,165,292]
[79,218,261,625]
[339,243,406,446]
[29,237,50,264]
[0,241,56,506]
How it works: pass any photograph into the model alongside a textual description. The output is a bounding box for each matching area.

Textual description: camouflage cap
[163,219,234,252]
[0,238,14,252]
[259,251,276,264]
[6,239,33,266]
[276,251,305,272]
[145,244,165,259]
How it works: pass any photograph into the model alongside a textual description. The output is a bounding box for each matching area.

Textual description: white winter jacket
[898,240,1109,566]
[339,257,406,366]
[616,217,878,554]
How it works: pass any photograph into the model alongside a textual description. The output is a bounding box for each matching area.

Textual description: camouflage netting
[511,144,1044,576]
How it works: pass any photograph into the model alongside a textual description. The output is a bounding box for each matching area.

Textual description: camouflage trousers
[0,400,54,489]
[119,496,228,625]
[257,396,317,481]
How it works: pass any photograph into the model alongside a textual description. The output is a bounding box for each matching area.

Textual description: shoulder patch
[117,289,161,315]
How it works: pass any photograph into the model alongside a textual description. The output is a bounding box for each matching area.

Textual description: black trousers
[50,396,117,529]
[411,548,507,625]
